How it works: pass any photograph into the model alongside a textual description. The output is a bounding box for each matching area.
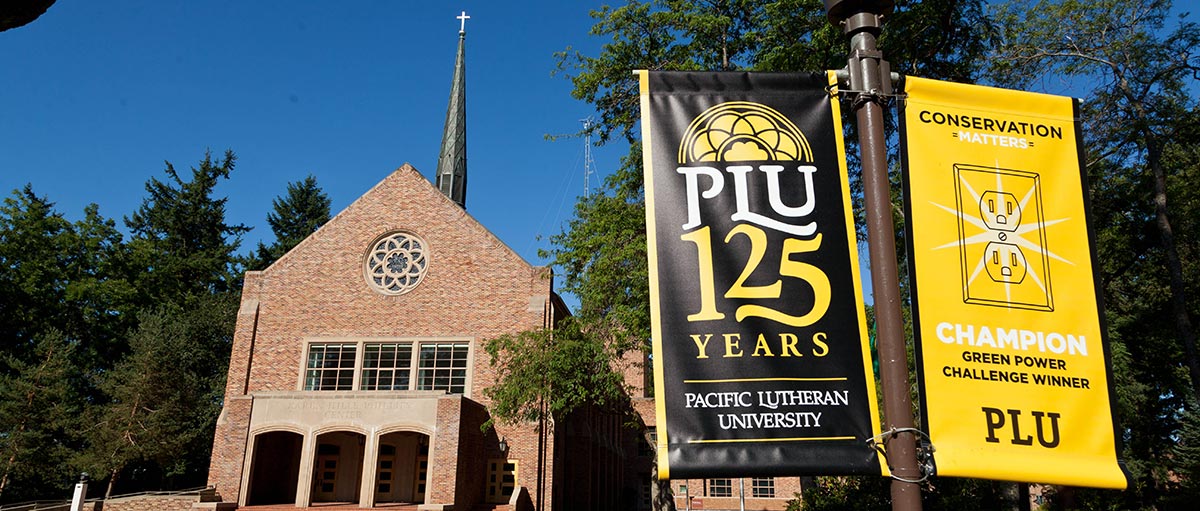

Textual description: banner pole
[823,2,923,510]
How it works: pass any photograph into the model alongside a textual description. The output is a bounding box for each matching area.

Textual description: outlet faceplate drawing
[953,164,1054,311]
[984,242,1027,283]
[980,191,1020,232]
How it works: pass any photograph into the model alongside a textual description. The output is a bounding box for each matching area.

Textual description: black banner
[639,71,884,478]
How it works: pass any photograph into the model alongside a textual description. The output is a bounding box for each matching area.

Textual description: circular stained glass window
[364,232,429,295]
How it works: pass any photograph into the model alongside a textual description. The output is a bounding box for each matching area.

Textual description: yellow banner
[901,76,1127,489]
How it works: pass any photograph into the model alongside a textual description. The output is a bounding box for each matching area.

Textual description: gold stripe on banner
[688,437,857,444]
[902,76,1127,489]
[637,70,672,479]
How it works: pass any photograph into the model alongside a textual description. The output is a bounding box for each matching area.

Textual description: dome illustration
[678,101,812,164]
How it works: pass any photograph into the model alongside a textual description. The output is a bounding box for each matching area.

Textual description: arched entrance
[311,431,366,504]
[246,431,303,505]
[373,431,430,504]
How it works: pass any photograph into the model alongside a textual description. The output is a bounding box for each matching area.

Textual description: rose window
[365,232,428,295]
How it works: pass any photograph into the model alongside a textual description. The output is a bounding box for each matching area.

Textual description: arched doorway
[373,431,430,504]
[246,431,303,505]
[311,431,366,504]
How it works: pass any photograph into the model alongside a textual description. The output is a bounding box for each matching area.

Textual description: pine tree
[82,295,236,498]
[125,149,250,305]
[245,174,331,271]
[0,331,80,503]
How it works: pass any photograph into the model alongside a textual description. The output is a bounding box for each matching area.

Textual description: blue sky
[0,1,622,266]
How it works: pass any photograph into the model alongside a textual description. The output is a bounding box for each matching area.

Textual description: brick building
[204,19,803,511]
[206,161,577,509]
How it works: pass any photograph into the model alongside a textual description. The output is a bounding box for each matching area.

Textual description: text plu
[982,407,1061,448]
[678,165,818,236]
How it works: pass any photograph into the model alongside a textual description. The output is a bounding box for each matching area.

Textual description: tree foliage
[126,149,249,304]
[483,317,627,425]
[0,148,323,502]
[990,1,1200,507]
[0,331,79,502]
[82,296,235,498]
[245,174,331,271]
[531,0,1196,509]
[545,146,651,354]
[0,187,132,364]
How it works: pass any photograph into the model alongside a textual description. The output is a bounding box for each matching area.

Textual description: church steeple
[435,11,469,209]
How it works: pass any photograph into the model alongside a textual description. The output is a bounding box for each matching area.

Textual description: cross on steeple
[457,11,470,33]
[437,10,470,208]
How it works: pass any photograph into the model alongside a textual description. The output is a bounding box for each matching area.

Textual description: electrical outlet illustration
[984,242,1027,283]
[953,164,1054,311]
[980,191,1020,232]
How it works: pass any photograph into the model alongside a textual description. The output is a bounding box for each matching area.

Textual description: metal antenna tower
[581,117,595,198]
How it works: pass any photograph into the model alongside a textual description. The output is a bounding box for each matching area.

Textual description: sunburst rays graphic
[926,165,1073,311]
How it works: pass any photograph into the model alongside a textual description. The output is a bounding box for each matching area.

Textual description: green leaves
[483,318,626,426]
[0,330,79,502]
[0,149,250,501]
[546,144,650,354]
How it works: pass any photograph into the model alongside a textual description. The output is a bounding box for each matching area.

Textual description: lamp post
[822,2,923,510]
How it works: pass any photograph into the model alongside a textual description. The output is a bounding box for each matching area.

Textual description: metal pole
[822,2,923,510]
[739,478,745,511]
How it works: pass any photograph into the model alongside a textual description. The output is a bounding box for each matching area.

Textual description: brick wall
[671,477,803,510]
[206,165,556,506]
[207,395,252,501]
[98,495,195,511]
[239,166,550,397]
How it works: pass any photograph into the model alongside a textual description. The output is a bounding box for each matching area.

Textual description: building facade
[207,166,566,509]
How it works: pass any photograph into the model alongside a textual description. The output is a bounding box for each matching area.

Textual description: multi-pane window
[417,343,469,394]
[708,478,733,497]
[752,477,775,498]
[304,340,469,394]
[305,343,357,390]
[361,343,413,390]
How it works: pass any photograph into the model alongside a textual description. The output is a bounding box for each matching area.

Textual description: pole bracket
[865,427,935,484]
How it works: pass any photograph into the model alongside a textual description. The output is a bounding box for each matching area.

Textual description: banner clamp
[827,84,907,108]
[866,427,934,483]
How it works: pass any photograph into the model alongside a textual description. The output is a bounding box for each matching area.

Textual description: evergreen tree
[125,149,250,305]
[0,187,134,501]
[245,174,331,271]
[82,295,236,498]
[0,186,78,361]
[0,331,79,503]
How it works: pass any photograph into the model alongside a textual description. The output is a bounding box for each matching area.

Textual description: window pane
[708,479,732,497]
[305,343,356,390]
[415,343,469,394]
[752,477,775,498]
[360,343,412,390]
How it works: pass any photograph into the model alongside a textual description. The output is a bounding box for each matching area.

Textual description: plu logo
[670,100,833,327]
[943,164,1062,311]
[678,101,812,163]
[674,101,821,237]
